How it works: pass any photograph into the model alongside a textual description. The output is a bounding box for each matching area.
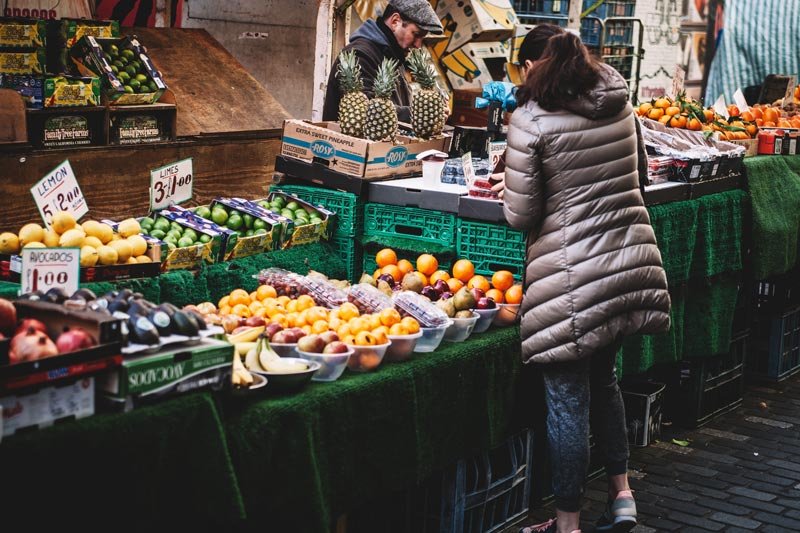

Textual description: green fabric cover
[744,156,800,279]
[783,154,800,177]
[220,327,521,531]
[682,274,740,358]
[690,190,746,279]
[647,198,699,283]
[0,392,245,525]
[0,278,160,303]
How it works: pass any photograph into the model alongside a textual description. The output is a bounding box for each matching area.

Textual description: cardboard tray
[642,181,690,206]
[0,300,124,391]
[367,177,466,214]
[458,195,507,222]
[688,172,745,200]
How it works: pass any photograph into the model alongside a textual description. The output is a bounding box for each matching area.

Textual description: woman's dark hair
[516,31,601,110]
[518,24,565,64]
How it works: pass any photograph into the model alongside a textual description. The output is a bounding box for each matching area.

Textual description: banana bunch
[232,352,254,387]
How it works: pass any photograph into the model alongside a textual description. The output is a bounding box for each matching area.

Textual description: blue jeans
[540,341,629,512]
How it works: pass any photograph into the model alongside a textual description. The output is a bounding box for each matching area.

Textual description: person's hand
[491,172,505,199]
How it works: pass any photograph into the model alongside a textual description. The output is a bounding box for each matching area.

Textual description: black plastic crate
[622,381,665,447]
[732,279,753,338]
[749,307,800,381]
[604,55,633,79]
[513,0,568,15]
[408,430,534,533]
[675,334,746,428]
[754,272,800,315]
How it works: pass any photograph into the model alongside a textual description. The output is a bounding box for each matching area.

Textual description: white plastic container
[385,331,424,362]
[346,342,392,372]
[297,348,353,382]
[492,304,521,327]
[270,342,298,358]
[472,307,500,333]
[443,312,479,342]
[414,320,453,353]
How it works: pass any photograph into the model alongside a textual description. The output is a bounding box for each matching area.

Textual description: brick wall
[633,0,682,102]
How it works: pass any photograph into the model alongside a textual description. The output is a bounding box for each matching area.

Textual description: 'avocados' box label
[42,115,91,147]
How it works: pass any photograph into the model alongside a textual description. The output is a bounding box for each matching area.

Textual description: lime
[211,208,228,225]
[166,230,183,241]
[123,85,134,94]
[150,229,166,240]
[121,49,135,60]
[137,84,150,94]
[195,206,211,219]
[280,209,294,219]
[112,60,124,70]
[154,218,170,231]
[130,60,141,72]
[110,65,119,74]
[129,79,141,90]
[198,234,211,244]
[226,214,243,231]
[258,201,270,209]
[162,235,177,245]
[125,65,137,77]
[272,197,286,208]
[135,73,148,83]
[242,213,254,229]
[178,236,195,248]
[253,219,267,231]
[182,228,198,242]
[285,201,300,211]
[117,71,130,83]
[140,216,155,229]
[254,228,267,235]
[107,44,119,57]
[165,241,176,251]
[245,229,254,237]
[148,81,158,92]
[169,222,183,233]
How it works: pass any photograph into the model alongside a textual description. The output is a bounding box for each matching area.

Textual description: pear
[377,279,393,297]
[453,287,476,312]
[359,273,376,286]
[401,272,424,293]
[436,297,456,318]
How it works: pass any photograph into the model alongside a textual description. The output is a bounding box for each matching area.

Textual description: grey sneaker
[595,490,637,532]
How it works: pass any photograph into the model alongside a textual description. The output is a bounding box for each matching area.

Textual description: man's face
[387,13,427,53]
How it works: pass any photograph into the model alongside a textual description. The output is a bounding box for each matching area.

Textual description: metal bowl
[230,372,268,398]
[255,358,321,393]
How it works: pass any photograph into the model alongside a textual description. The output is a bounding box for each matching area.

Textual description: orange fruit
[429,270,451,284]
[301,325,312,335]
[376,248,398,268]
[342,334,357,346]
[296,294,316,311]
[349,317,369,335]
[271,314,288,328]
[288,312,304,328]
[751,107,763,120]
[687,118,703,131]
[669,115,687,128]
[219,305,232,316]
[337,323,352,339]
[397,259,414,276]
[249,291,258,303]
[416,254,439,276]
[248,300,263,314]
[665,106,680,116]
[229,289,250,307]
[277,295,291,306]
[379,308,402,327]
[371,326,389,345]
[703,108,715,122]
[312,319,330,334]
[763,107,779,124]
[740,110,754,122]
[505,285,523,305]
[381,264,402,282]
[231,303,251,318]
[647,107,664,120]
[306,306,328,324]
[638,102,652,116]
[286,299,299,313]
[486,288,505,304]
[659,114,672,125]
[446,278,465,292]
[389,323,408,336]
[355,331,378,346]
[218,295,230,309]
[367,313,382,330]
[452,259,475,282]
[256,284,277,300]
[654,97,671,109]
[727,104,740,118]
[254,307,268,318]
[401,316,420,334]
[339,302,360,321]
[491,270,515,291]
[467,275,490,292]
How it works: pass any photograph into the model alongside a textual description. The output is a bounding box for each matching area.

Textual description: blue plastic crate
[580,18,602,46]
[456,219,526,279]
[583,0,636,18]
[751,308,800,381]
[605,19,635,45]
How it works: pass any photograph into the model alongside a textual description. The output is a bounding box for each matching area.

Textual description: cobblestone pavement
[511,373,800,532]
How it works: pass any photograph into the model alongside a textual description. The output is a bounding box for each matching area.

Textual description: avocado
[128,315,159,346]
[172,310,199,337]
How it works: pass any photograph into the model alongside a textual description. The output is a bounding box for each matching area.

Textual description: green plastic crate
[457,219,526,279]
[363,203,457,247]
[271,184,364,237]
[362,249,452,279]
[330,235,364,283]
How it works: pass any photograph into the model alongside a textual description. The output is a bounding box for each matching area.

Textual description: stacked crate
[748,271,800,381]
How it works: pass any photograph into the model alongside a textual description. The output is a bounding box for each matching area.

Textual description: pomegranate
[0,298,16,335]
[9,327,58,363]
[15,318,47,336]
[55,327,96,354]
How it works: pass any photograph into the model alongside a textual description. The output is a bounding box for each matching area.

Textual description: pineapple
[336,50,368,138]
[407,49,445,139]
[364,58,399,142]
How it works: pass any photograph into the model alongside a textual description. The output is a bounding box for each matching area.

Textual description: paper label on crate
[461,152,476,186]
[733,89,750,112]
[20,247,80,296]
[784,75,797,110]
[150,158,193,210]
[712,94,729,119]
[31,160,88,227]
[668,65,685,99]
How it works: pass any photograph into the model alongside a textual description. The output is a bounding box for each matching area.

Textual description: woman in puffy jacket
[506,28,671,533]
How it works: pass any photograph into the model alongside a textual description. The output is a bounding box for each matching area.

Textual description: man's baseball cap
[388,0,444,34]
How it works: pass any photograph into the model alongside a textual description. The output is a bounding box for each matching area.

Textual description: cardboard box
[0,17,46,48]
[0,47,45,74]
[509,23,535,65]
[153,207,238,270]
[70,35,168,105]
[280,120,452,180]
[207,197,286,259]
[43,75,100,107]
[98,338,233,408]
[441,41,510,91]
[59,18,119,49]
[0,72,42,107]
[259,192,334,248]
[434,0,517,54]
[108,103,177,145]
[1,376,94,437]
[26,106,106,148]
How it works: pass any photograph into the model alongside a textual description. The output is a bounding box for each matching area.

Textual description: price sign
[150,158,193,210]
[461,151,476,186]
[783,75,797,110]
[20,247,80,297]
[733,88,750,112]
[668,65,685,99]
[30,160,88,228]
[712,94,729,119]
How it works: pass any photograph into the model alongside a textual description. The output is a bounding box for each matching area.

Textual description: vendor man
[322,0,444,124]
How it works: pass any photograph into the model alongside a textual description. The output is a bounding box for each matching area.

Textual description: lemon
[51,211,76,235]
[126,256,138,264]
[135,255,152,263]
[23,242,46,249]
[18,223,44,246]
[111,233,122,241]
[43,229,60,247]
[0,232,20,254]
[80,245,99,267]
[97,245,118,265]
[95,223,114,244]
[117,218,141,238]
[59,228,86,248]
[108,239,132,263]
[84,236,103,249]
[82,220,101,236]
[126,235,148,256]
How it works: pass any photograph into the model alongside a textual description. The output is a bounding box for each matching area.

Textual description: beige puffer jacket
[504,64,671,364]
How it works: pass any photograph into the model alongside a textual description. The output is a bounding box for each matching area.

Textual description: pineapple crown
[336,49,364,94]
[407,49,437,90]
[372,58,399,100]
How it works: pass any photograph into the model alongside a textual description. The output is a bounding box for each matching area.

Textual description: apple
[377,273,396,288]
[433,279,449,294]
[265,322,283,339]
[245,316,266,328]
[271,330,296,344]
[319,331,339,345]
[470,287,486,301]
[323,341,350,354]
[231,326,252,336]
[476,297,497,310]
[289,327,307,339]
[440,291,453,300]
[298,333,325,353]
[421,286,440,302]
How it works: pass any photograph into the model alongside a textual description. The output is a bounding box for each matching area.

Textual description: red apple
[319,331,339,345]
[297,334,325,353]
[470,287,485,302]
[244,316,266,328]
[323,341,350,354]
[272,330,296,344]
[476,297,497,310]
[265,322,283,339]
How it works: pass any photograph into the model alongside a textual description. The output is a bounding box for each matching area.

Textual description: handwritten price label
[21,247,80,296]
[150,158,193,211]
[668,65,685,100]
[461,151,476,186]
[30,160,88,228]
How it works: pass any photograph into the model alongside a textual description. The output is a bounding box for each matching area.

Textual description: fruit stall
[1,9,800,533]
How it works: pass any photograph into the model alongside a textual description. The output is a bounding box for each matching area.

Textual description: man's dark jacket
[322,18,412,124]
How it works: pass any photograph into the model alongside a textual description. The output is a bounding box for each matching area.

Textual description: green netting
[682,274,740,358]
[159,268,211,307]
[783,154,800,177]
[646,199,699,283]
[690,189,746,279]
[744,156,800,278]
[0,278,160,303]
[220,327,521,531]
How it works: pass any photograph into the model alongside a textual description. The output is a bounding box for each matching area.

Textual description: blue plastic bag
[474,82,517,112]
